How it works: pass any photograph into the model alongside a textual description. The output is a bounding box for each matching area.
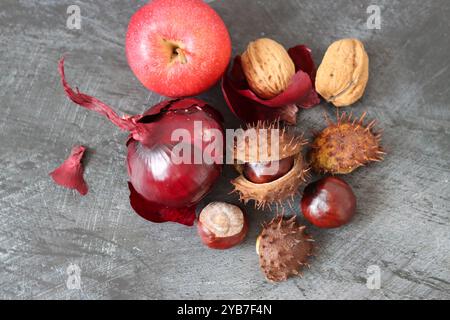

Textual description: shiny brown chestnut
[243,156,295,184]
[197,202,248,250]
[301,176,356,228]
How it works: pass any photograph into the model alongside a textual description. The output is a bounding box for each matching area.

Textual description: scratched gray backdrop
[0,0,449,300]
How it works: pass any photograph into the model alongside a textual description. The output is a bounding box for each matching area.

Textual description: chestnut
[301,177,356,228]
[232,122,309,209]
[197,202,248,250]
[243,156,295,184]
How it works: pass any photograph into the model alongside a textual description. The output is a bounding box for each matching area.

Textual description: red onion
[221,45,320,124]
[58,58,224,226]
[50,145,88,195]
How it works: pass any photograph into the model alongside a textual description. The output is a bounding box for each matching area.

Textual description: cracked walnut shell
[315,38,369,107]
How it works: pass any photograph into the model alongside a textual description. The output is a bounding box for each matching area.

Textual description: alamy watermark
[366,265,381,290]
[66,263,81,290]
[66,3,382,31]
[67,5,81,30]
[167,122,281,174]
[366,5,381,30]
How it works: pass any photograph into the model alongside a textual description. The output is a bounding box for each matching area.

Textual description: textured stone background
[0,0,449,300]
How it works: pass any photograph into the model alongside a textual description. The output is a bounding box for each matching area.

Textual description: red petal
[222,76,299,124]
[50,145,88,195]
[288,45,317,83]
[128,183,196,226]
[221,45,320,124]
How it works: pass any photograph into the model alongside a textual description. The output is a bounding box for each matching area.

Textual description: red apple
[301,177,356,228]
[126,0,232,97]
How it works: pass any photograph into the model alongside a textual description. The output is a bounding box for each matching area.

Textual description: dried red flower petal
[50,145,88,195]
[128,183,196,226]
[221,45,320,124]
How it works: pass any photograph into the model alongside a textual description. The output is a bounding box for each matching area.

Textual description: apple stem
[175,48,188,64]
[162,38,188,65]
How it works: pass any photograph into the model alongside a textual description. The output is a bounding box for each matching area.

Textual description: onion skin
[50,145,88,195]
[222,45,320,124]
[58,58,224,226]
[128,182,196,226]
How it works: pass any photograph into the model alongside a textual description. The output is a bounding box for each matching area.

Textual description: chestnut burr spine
[257,215,313,282]
[311,111,384,174]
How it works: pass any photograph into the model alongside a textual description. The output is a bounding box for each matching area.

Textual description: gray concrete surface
[0,0,449,300]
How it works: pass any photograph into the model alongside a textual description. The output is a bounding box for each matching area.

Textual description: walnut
[241,38,295,99]
[315,38,369,107]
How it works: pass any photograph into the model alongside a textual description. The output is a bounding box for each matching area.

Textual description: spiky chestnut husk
[310,112,385,174]
[231,121,309,209]
[256,215,313,282]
